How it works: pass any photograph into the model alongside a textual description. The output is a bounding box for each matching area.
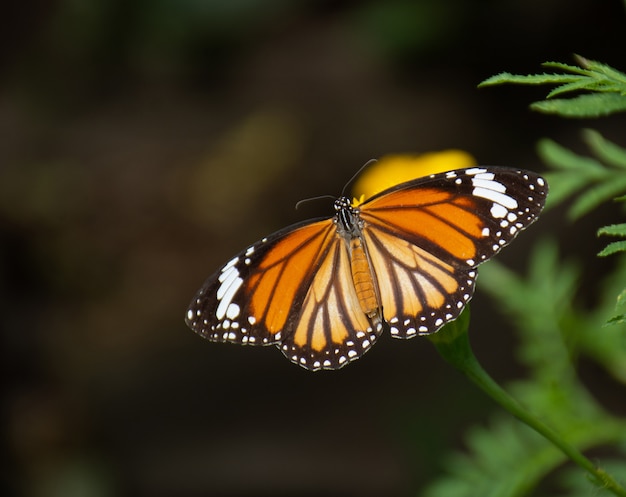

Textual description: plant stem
[463,353,626,496]
[429,318,626,497]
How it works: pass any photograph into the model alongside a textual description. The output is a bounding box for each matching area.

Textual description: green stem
[463,350,625,495]
[429,313,626,497]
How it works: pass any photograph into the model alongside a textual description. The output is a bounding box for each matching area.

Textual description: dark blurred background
[2,1,625,496]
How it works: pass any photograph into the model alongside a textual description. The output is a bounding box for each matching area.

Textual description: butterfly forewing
[186,218,332,347]
[359,167,547,338]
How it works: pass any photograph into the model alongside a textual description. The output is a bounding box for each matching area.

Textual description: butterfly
[185,166,547,371]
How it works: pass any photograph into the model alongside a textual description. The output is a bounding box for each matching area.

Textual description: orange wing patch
[361,208,480,262]
[248,220,335,335]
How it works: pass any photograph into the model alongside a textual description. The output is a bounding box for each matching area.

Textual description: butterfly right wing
[358,167,547,339]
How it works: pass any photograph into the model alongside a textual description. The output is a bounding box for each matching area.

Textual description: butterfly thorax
[334,196,363,238]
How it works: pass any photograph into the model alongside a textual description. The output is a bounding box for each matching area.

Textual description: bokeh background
[3,1,626,496]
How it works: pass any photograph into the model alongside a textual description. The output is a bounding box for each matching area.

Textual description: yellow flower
[351,150,477,205]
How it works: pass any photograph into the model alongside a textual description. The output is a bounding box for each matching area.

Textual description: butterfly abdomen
[350,237,380,320]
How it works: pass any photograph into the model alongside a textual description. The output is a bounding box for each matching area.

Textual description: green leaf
[603,313,626,326]
[598,240,626,257]
[537,132,626,219]
[531,93,626,117]
[537,138,607,174]
[541,60,590,75]
[478,72,579,87]
[583,129,626,169]
[422,415,559,497]
[423,410,626,497]
[598,223,626,237]
[541,172,589,210]
[479,241,581,381]
[481,56,626,118]
[547,78,601,98]
[576,255,626,382]
[569,176,626,219]
[579,55,626,85]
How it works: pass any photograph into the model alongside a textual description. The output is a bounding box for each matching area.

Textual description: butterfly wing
[186,217,381,370]
[358,167,548,338]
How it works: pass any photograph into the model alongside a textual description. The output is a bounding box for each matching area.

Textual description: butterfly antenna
[296,159,378,209]
[341,158,378,196]
[295,194,335,210]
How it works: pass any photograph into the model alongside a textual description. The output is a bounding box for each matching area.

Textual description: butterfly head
[334,196,363,238]
[333,196,353,212]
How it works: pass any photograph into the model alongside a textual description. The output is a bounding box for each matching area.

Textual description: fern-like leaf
[598,222,626,257]
[531,93,626,117]
[584,129,626,169]
[537,131,626,219]
[423,411,626,497]
[479,56,626,118]
[598,223,626,237]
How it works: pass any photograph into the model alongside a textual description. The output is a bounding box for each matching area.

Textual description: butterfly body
[333,197,383,324]
[186,167,547,371]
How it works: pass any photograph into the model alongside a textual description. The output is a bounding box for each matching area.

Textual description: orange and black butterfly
[185,166,547,371]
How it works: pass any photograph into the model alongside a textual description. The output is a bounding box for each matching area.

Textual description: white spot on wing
[473,187,518,210]
[216,268,243,320]
[226,303,240,319]
[217,264,239,291]
[222,256,239,271]
[466,167,488,175]
[490,203,508,219]
[473,172,495,181]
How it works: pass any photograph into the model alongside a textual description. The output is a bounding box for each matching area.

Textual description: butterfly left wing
[358,167,548,338]
[186,217,381,370]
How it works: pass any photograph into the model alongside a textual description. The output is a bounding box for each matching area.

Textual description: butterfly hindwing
[279,236,383,370]
[362,226,477,339]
